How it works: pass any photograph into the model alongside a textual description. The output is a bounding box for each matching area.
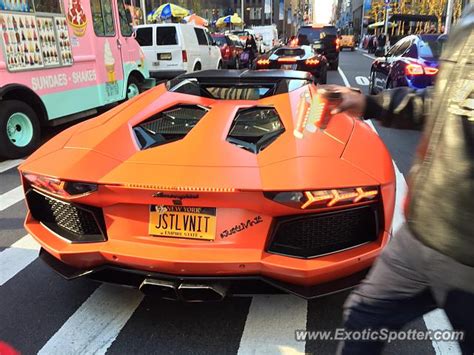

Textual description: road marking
[0,159,24,174]
[0,186,24,211]
[337,67,351,87]
[338,66,458,355]
[0,234,40,286]
[355,76,370,86]
[38,284,144,355]
[238,295,307,355]
[424,309,461,355]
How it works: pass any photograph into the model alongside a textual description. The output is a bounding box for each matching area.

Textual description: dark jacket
[364,8,474,266]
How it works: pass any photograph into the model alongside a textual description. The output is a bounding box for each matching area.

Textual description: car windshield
[297,27,337,45]
[212,36,227,46]
[418,39,445,59]
[168,79,275,100]
[275,48,305,57]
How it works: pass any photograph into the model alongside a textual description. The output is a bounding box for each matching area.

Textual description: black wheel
[329,59,339,71]
[193,63,201,71]
[217,61,223,70]
[369,71,377,95]
[125,76,141,100]
[0,100,41,159]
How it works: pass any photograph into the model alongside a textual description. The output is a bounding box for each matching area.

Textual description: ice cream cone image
[104,40,116,82]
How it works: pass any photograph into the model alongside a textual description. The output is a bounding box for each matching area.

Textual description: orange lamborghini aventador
[19,70,396,301]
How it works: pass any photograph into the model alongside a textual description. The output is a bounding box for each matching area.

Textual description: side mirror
[374,48,386,57]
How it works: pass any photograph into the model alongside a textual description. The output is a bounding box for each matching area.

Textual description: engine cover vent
[227,107,285,154]
[134,105,208,149]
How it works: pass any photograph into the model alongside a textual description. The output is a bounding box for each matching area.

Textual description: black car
[297,25,339,70]
[369,34,446,94]
[254,45,328,83]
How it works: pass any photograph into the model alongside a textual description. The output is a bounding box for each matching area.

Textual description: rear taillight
[23,173,97,198]
[305,57,320,66]
[405,63,424,76]
[224,45,231,57]
[336,38,340,51]
[265,186,379,210]
[257,58,270,66]
[182,50,188,63]
[424,67,439,75]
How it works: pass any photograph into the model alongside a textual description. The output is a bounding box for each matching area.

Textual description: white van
[135,23,222,79]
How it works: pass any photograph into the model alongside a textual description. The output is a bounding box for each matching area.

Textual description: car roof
[179,69,312,82]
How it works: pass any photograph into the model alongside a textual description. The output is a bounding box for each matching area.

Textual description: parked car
[20,70,395,301]
[211,33,244,69]
[297,24,340,70]
[255,45,328,84]
[369,34,447,94]
[135,23,223,79]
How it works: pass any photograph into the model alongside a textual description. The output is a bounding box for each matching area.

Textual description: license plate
[281,64,296,70]
[149,205,217,241]
[158,53,172,60]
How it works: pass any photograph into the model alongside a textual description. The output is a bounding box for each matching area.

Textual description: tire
[329,59,339,71]
[0,100,41,159]
[369,71,377,95]
[217,61,223,70]
[125,76,141,100]
[193,63,201,71]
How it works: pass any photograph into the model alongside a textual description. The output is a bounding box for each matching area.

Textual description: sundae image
[66,0,87,37]
[104,40,115,82]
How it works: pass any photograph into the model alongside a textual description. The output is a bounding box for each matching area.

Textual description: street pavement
[0,49,462,355]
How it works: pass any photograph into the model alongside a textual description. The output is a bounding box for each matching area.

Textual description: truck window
[34,0,63,13]
[135,27,152,46]
[156,26,177,45]
[91,0,115,36]
[117,0,132,37]
[194,28,208,45]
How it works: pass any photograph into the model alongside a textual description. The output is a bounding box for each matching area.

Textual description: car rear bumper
[149,70,186,79]
[26,210,390,297]
[39,247,372,299]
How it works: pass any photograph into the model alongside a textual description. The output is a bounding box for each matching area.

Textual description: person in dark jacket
[321,6,474,354]
[245,35,258,67]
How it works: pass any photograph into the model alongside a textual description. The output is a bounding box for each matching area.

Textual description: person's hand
[317,85,367,116]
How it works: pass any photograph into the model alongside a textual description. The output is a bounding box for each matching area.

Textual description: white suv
[135,23,223,79]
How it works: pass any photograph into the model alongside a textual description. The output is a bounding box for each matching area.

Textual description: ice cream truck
[0,0,154,159]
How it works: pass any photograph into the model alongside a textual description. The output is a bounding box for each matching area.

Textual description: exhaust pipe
[178,282,229,302]
[139,279,179,300]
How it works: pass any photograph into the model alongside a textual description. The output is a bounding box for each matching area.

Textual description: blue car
[369,34,447,94]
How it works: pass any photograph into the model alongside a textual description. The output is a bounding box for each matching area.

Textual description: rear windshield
[212,36,227,46]
[156,26,178,45]
[275,48,305,57]
[297,27,337,45]
[135,27,152,46]
[167,78,311,100]
[418,39,445,59]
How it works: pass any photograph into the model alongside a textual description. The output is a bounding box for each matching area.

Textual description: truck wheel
[193,63,201,71]
[126,76,141,100]
[0,100,41,159]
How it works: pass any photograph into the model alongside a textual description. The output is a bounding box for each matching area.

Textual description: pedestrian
[320,6,474,354]
[245,34,258,67]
